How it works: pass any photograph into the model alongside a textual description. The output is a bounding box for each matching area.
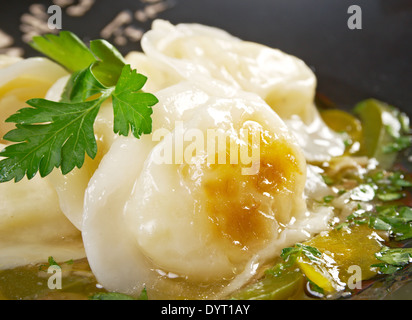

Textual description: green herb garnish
[89,287,148,300]
[369,206,412,241]
[365,170,412,203]
[29,31,97,73]
[89,292,136,300]
[38,256,73,271]
[323,195,335,203]
[0,31,158,183]
[372,246,412,274]
[266,244,322,277]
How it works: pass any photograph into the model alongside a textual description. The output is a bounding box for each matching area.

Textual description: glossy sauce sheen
[201,131,303,262]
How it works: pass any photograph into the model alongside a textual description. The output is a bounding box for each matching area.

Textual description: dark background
[1,0,412,113]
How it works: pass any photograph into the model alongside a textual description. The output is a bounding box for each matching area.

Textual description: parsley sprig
[0,31,158,182]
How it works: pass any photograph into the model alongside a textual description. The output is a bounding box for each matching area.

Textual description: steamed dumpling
[141,20,345,161]
[141,19,317,123]
[0,57,67,143]
[0,55,22,69]
[124,51,176,93]
[82,81,332,299]
[40,74,116,230]
[0,143,85,270]
[0,57,84,269]
[125,101,306,280]
[0,21,339,298]
[44,52,172,230]
[46,103,116,230]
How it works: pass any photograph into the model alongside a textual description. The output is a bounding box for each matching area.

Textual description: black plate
[1,0,412,300]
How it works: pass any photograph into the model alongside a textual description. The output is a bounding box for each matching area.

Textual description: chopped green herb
[383,136,412,154]
[138,287,149,300]
[265,244,321,277]
[363,169,412,203]
[90,292,136,300]
[321,174,334,186]
[48,256,60,267]
[337,189,347,196]
[376,206,412,240]
[376,192,403,202]
[345,205,412,241]
[89,287,148,300]
[372,246,412,274]
[38,256,73,271]
[323,195,335,203]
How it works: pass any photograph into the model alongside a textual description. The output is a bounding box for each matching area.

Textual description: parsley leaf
[0,96,106,181]
[30,31,96,72]
[61,38,126,101]
[89,39,126,87]
[61,67,107,103]
[0,31,158,182]
[112,65,158,138]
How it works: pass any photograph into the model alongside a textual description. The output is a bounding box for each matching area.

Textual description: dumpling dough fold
[0,144,85,270]
[141,19,317,123]
[82,81,332,299]
[141,20,345,161]
[0,57,68,143]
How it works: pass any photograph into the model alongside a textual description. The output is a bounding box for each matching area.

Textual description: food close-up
[0,0,411,301]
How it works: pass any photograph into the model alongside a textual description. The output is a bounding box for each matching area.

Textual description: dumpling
[124,51,177,93]
[141,19,317,123]
[285,113,347,162]
[42,74,117,230]
[0,55,22,70]
[0,143,85,270]
[44,52,172,230]
[82,81,333,299]
[141,20,345,161]
[0,57,67,143]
